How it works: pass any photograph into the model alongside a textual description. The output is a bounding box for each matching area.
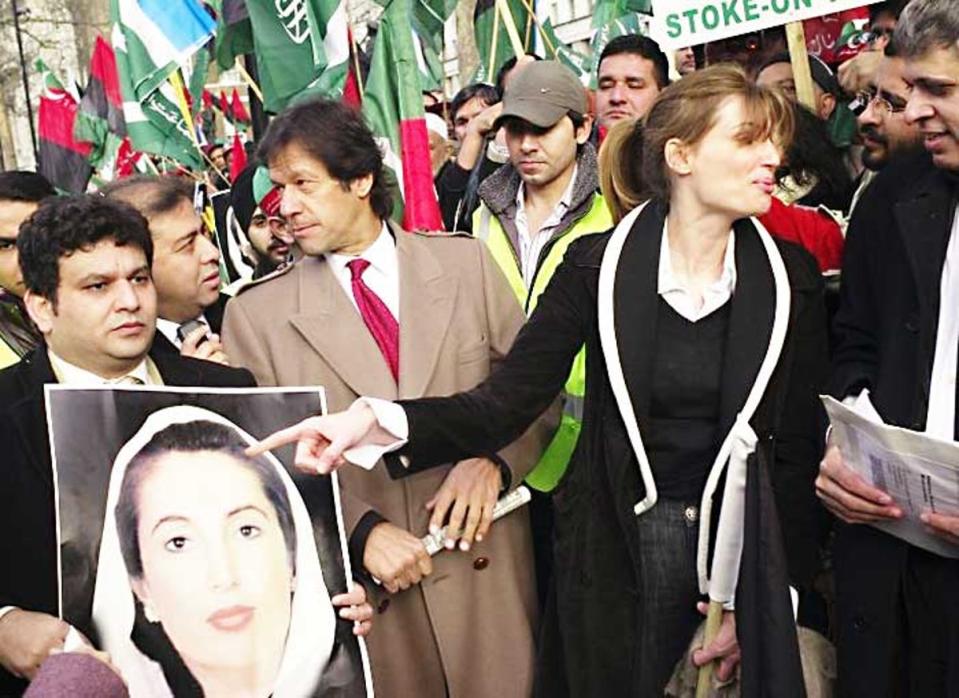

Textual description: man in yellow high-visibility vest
[471,61,614,600]
[0,172,54,369]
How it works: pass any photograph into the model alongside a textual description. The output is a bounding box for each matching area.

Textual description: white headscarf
[92,405,336,697]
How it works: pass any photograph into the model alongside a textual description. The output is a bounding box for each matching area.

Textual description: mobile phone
[176,319,209,345]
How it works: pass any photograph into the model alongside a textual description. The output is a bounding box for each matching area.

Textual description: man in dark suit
[820,1,959,694]
[102,176,231,365]
[0,195,255,694]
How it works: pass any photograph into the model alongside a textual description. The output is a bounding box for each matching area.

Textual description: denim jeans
[633,498,704,696]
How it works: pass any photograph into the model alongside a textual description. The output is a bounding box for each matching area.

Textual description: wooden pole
[486,3,501,83]
[496,0,526,60]
[234,56,264,102]
[785,21,816,111]
[695,600,725,698]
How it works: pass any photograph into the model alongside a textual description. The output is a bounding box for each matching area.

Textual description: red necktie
[347,258,399,382]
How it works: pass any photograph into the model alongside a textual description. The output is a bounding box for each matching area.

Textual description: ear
[664,137,693,177]
[23,290,54,335]
[818,93,836,120]
[574,115,594,145]
[350,173,374,199]
[129,576,158,621]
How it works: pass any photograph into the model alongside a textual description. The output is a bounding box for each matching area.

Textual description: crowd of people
[0,0,958,695]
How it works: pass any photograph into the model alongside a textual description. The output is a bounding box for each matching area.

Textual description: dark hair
[598,35,670,90]
[894,0,959,58]
[870,0,908,24]
[17,195,153,302]
[776,103,853,212]
[884,36,901,58]
[257,98,393,220]
[495,54,543,97]
[115,420,297,579]
[0,171,56,203]
[450,83,500,122]
[101,175,195,220]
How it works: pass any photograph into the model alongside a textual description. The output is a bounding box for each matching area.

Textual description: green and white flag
[111,0,215,168]
[244,0,351,113]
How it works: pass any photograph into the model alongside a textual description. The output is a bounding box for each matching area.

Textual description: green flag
[591,0,651,29]
[473,0,535,84]
[244,0,351,113]
[214,0,254,70]
[537,18,592,83]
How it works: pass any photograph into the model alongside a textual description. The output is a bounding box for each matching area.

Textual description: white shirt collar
[47,348,153,386]
[657,221,737,322]
[327,222,396,278]
[515,165,578,222]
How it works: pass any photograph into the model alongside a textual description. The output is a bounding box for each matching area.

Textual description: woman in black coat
[256,66,828,697]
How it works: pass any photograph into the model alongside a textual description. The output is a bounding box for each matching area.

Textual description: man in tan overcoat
[223,98,554,698]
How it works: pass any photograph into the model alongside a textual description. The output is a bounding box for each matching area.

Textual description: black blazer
[0,347,254,694]
[393,201,828,697]
[830,153,959,696]
[149,292,230,356]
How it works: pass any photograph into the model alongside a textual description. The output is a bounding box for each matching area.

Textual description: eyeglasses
[852,90,907,116]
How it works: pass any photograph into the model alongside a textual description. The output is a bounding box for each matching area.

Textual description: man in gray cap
[471,60,613,602]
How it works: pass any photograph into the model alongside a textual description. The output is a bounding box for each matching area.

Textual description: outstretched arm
[249,245,596,473]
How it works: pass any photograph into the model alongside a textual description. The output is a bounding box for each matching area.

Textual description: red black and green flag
[74,36,127,168]
[363,0,442,231]
[36,59,93,193]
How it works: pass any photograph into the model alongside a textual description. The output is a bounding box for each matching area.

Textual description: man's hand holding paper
[821,392,959,557]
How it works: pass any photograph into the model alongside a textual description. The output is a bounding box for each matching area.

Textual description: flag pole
[169,69,228,182]
[512,0,558,59]
[486,2,502,83]
[234,57,265,103]
[695,602,725,697]
[786,21,816,111]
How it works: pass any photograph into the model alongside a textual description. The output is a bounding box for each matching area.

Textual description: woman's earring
[144,603,159,624]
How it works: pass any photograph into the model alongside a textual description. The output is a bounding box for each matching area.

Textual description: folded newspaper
[822,392,959,559]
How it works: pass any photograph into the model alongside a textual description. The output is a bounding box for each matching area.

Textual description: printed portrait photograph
[45,386,373,697]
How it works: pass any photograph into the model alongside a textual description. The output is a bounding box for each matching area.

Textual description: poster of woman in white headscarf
[45,386,373,698]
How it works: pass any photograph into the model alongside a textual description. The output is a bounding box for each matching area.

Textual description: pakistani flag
[588,0,652,86]
[363,0,442,231]
[537,18,592,84]
[244,0,351,113]
[111,0,215,169]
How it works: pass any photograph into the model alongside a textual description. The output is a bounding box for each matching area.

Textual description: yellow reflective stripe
[476,194,613,492]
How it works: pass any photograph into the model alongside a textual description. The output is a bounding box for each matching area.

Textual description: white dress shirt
[514,166,577,288]
[658,223,737,322]
[155,315,210,351]
[326,223,400,322]
[926,211,959,440]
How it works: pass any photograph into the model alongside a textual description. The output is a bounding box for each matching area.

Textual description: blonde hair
[599,118,646,223]
[605,64,794,207]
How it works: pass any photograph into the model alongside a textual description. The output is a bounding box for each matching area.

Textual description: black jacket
[392,201,828,696]
[0,346,254,695]
[830,152,959,696]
